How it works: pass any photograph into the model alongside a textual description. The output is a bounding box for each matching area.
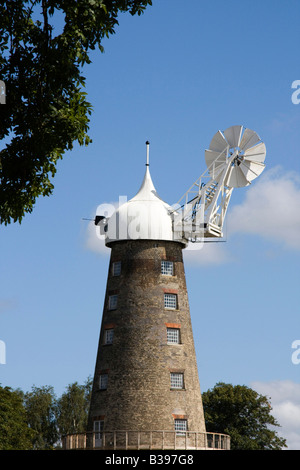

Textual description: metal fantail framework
[171,125,266,243]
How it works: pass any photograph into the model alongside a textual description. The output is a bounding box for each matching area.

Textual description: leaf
[0,0,152,224]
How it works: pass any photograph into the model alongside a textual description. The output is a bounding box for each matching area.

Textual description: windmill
[172,125,266,242]
[71,125,267,451]
[95,125,266,245]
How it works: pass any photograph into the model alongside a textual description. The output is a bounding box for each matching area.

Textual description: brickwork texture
[87,240,206,433]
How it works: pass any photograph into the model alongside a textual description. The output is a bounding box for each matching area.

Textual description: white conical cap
[105,165,182,245]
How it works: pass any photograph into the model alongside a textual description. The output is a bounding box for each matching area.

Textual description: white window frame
[112,261,121,276]
[174,419,187,435]
[170,372,184,389]
[164,293,177,310]
[161,260,174,276]
[108,294,118,310]
[167,327,180,344]
[104,328,114,345]
[99,373,108,390]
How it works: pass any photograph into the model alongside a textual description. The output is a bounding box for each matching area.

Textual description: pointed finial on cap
[146,141,150,166]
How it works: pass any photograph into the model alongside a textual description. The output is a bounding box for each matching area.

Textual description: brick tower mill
[66,126,266,450]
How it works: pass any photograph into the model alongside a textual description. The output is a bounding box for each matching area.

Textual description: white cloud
[228,167,300,251]
[184,166,300,264]
[183,240,231,265]
[183,166,300,263]
[83,201,118,255]
[251,380,300,450]
[84,219,107,255]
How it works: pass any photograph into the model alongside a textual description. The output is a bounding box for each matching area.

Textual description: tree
[23,385,58,449]
[202,382,287,450]
[0,385,35,449]
[0,0,152,225]
[56,377,92,438]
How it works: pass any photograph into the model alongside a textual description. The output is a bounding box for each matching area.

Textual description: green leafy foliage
[0,377,92,449]
[24,385,58,449]
[0,385,35,449]
[56,377,92,436]
[202,382,287,450]
[0,0,152,224]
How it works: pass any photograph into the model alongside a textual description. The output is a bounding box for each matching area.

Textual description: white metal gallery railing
[62,430,230,450]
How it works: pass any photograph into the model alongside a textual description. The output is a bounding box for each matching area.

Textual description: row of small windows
[111,260,175,277]
[108,293,178,311]
[98,372,185,391]
[103,327,180,345]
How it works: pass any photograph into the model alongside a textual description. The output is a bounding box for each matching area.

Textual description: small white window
[167,328,180,344]
[164,293,177,309]
[108,295,118,310]
[174,419,187,435]
[99,374,108,390]
[112,261,121,276]
[104,329,114,344]
[170,372,184,389]
[161,261,174,276]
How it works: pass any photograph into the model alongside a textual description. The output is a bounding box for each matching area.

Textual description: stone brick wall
[87,240,206,433]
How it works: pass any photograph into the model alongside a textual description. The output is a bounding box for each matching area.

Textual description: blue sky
[1,0,300,448]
